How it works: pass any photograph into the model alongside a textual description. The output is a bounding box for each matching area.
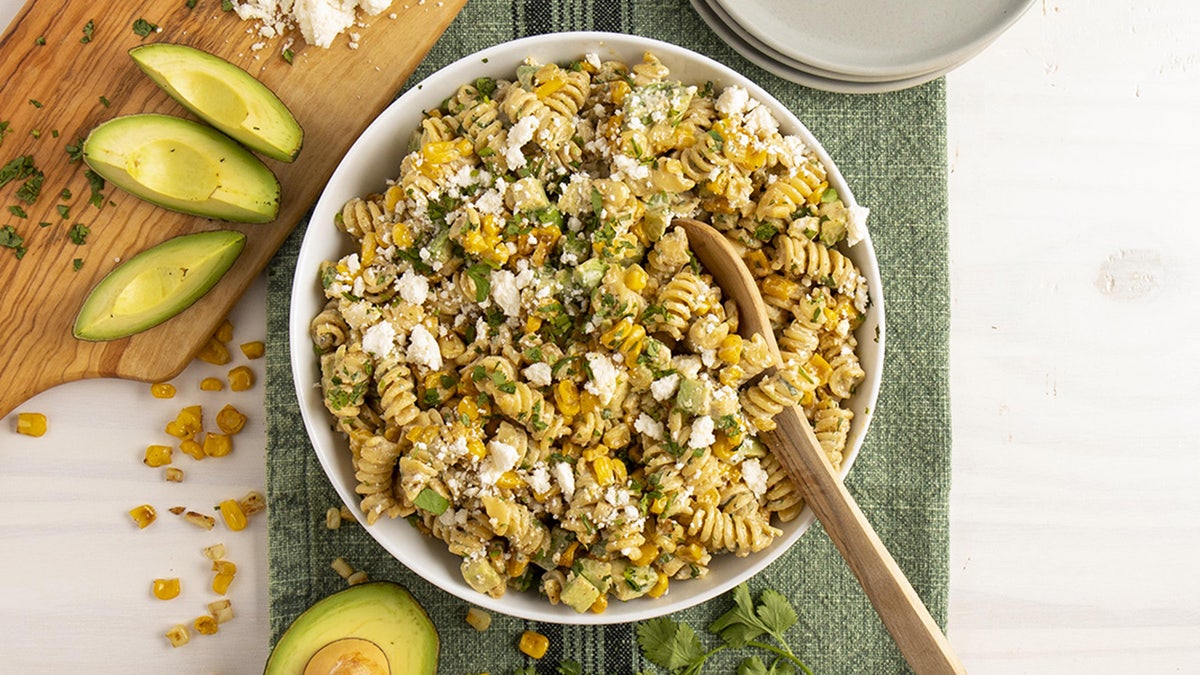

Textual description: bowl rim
[288,30,886,624]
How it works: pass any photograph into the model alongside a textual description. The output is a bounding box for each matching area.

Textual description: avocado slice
[265,582,439,675]
[83,114,280,222]
[73,230,246,341]
[131,43,303,162]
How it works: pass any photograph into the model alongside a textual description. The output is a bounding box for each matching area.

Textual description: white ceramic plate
[711,0,1034,80]
[289,32,885,624]
[692,0,946,94]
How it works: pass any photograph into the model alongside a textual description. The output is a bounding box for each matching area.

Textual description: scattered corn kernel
[168,506,186,515]
[165,624,190,648]
[179,439,204,461]
[208,599,234,624]
[589,594,608,613]
[647,571,670,598]
[150,383,176,399]
[239,341,265,359]
[623,264,649,292]
[227,365,255,391]
[465,607,492,632]
[202,432,232,458]
[15,412,47,437]
[203,543,227,561]
[164,467,184,483]
[238,490,266,516]
[129,504,157,529]
[215,404,247,435]
[218,499,248,531]
[325,507,342,530]
[144,444,173,468]
[196,337,231,365]
[166,405,203,439]
[199,377,225,392]
[555,381,581,417]
[214,319,234,343]
[347,570,370,586]
[212,572,235,595]
[184,510,216,531]
[194,615,219,636]
[339,505,354,521]
[331,557,354,580]
[518,631,549,659]
[152,578,181,600]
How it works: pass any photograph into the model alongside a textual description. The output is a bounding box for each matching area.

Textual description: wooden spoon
[676,218,966,675]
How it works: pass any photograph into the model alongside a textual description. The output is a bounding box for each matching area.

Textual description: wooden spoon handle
[763,407,967,675]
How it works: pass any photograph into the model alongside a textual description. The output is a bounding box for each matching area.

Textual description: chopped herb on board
[132,18,158,38]
[0,121,11,146]
[29,99,43,109]
[282,48,294,64]
[66,138,85,163]
[68,223,91,245]
[99,95,111,107]
[8,205,28,218]
[81,19,95,43]
[15,169,44,203]
[221,0,233,11]
[60,188,72,200]
[57,204,70,219]
[35,36,46,45]
[85,170,106,207]
[0,225,27,259]
[186,0,198,8]
[73,258,84,271]
[0,155,36,188]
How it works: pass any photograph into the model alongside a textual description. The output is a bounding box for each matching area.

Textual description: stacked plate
[692,0,1034,93]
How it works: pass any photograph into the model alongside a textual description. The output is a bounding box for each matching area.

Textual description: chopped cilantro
[0,225,27,259]
[66,138,85,163]
[29,99,43,109]
[0,121,10,146]
[73,258,84,271]
[60,188,72,201]
[221,0,233,11]
[80,19,95,44]
[465,262,492,302]
[0,155,36,188]
[15,169,44,204]
[186,0,198,8]
[282,48,294,65]
[35,36,46,45]
[8,205,28,218]
[474,77,497,99]
[99,95,111,108]
[38,221,50,228]
[84,169,106,207]
[68,223,90,245]
[132,18,158,38]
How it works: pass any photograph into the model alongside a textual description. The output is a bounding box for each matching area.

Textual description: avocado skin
[131,43,304,163]
[73,230,246,341]
[83,113,280,223]
[265,581,439,675]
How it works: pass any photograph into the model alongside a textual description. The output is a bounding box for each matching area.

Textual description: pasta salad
[310,51,870,612]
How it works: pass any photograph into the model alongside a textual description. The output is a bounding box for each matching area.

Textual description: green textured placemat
[265,1,950,673]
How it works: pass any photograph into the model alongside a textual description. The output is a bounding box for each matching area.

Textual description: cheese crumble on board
[232,0,395,48]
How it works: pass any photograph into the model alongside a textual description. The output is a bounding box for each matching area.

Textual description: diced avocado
[575,557,613,595]
[610,560,658,601]
[130,43,303,162]
[460,556,504,597]
[84,113,280,222]
[264,581,438,675]
[559,573,601,614]
[675,377,710,415]
[575,258,608,289]
[73,230,245,341]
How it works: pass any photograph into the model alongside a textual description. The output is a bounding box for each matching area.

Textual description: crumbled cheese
[407,324,442,370]
[715,85,751,116]
[360,320,396,357]
[490,269,521,317]
[584,52,601,69]
[474,188,505,216]
[503,116,539,169]
[741,458,768,498]
[650,373,679,401]
[611,153,650,181]
[232,0,395,49]
[744,104,779,136]
[526,464,551,495]
[847,204,870,247]
[552,461,575,499]
[584,352,619,405]
[634,413,663,441]
[396,269,429,305]
[523,362,552,388]
[479,440,520,486]
[688,415,716,449]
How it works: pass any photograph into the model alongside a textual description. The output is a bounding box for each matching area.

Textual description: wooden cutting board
[0,0,467,418]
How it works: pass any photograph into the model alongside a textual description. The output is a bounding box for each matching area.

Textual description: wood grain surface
[0,0,466,417]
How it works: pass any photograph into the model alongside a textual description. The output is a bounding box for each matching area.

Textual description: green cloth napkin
[265,1,950,673]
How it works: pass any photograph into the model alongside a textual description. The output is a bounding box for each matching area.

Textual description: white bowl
[289,31,885,625]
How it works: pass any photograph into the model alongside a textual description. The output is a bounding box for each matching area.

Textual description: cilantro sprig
[636,584,813,675]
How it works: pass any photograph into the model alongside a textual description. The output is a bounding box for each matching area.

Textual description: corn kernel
[579,390,601,416]
[129,504,157,529]
[202,432,232,458]
[331,557,354,580]
[144,444,173,468]
[196,337,231,365]
[649,496,669,515]
[194,615,219,636]
[184,510,216,531]
[610,457,628,484]
[219,499,248,531]
[717,334,744,365]
[592,456,615,486]
[711,433,738,462]
[761,275,800,301]
[167,405,203,439]
[807,353,833,386]
[208,599,234,624]
[213,560,238,578]
[165,624,190,648]
[325,507,342,530]
[202,544,226,561]
[360,231,378,267]
[496,470,522,490]
[647,571,670,598]
[609,79,631,105]
[465,607,492,632]
[554,381,581,417]
[214,319,234,343]
[164,467,184,482]
[589,594,608,613]
[524,315,543,334]
[677,543,705,562]
[15,412,47,437]
[238,490,266,516]
[623,264,649,292]
[558,541,579,569]
[179,439,204,461]
[384,185,405,214]
[234,341,264,360]
[199,377,224,392]
[347,570,370,585]
[215,404,247,435]
[168,506,186,515]
[227,366,255,391]
[506,557,529,579]
[632,542,659,566]
[153,578,181,600]
[151,383,177,399]
[518,631,549,659]
[743,249,773,277]
[466,438,487,459]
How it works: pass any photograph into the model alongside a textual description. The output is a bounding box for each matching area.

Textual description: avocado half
[265,582,439,675]
[131,42,304,162]
[83,114,280,223]
[73,230,246,341]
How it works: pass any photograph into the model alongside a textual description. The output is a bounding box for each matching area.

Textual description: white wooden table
[3,1,1198,672]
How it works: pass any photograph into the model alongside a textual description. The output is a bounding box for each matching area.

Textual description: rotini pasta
[311,51,871,612]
